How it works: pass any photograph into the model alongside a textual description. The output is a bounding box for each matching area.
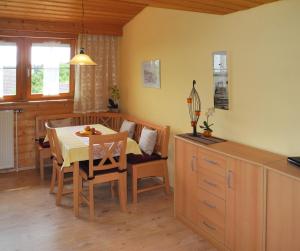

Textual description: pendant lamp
[70,0,97,65]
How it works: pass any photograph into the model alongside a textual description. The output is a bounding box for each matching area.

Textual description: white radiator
[0,110,14,169]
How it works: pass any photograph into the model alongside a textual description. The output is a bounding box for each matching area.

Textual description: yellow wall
[120,0,300,185]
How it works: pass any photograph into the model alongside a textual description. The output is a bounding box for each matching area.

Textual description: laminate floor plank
[0,169,217,251]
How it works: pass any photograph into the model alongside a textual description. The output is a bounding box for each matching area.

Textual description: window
[31,42,71,96]
[0,36,75,102]
[0,40,18,99]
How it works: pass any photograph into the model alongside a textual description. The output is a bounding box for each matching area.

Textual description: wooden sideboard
[174,136,300,251]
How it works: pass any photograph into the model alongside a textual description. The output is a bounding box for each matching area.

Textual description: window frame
[0,37,22,102]
[0,35,76,102]
[26,37,75,101]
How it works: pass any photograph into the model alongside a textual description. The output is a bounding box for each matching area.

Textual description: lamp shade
[70,48,97,65]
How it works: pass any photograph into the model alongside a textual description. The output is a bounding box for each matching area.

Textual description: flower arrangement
[108,86,120,111]
[200,107,215,137]
[111,86,120,103]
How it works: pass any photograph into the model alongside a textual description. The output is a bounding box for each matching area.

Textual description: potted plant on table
[200,107,215,137]
[108,86,120,112]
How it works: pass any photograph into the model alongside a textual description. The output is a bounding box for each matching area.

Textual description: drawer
[198,214,225,244]
[198,168,226,199]
[198,149,227,177]
[197,189,225,228]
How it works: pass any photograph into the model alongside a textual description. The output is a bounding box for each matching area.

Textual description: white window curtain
[0,64,3,98]
[74,34,119,113]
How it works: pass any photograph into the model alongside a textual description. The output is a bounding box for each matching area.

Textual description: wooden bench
[123,114,170,203]
[35,112,170,203]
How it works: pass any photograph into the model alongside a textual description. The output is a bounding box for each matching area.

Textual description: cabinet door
[226,159,264,251]
[266,171,300,251]
[175,139,198,222]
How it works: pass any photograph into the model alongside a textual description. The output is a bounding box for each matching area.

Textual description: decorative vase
[109,108,120,113]
[187,80,201,137]
[203,130,212,137]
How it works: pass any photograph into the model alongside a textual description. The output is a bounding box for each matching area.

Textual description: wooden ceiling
[0,0,279,36]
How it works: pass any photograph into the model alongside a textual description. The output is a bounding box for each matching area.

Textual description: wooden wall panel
[0,18,123,37]
[0,100,73,170]
[0,0,278,36]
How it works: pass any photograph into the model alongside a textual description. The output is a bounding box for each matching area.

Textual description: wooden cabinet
[175,136,300,251]
[225,159,264,251]
[174,138,198,223]
[266,171,300,251]
[175,137,264,251]
[197,149,226,245]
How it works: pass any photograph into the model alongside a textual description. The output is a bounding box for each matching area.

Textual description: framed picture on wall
[213,51,229,110]
[142,59,160,88]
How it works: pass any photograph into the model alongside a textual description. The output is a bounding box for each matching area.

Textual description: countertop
[175,135,300,181]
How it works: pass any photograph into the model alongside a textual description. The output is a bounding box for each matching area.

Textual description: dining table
[54,124,142,216]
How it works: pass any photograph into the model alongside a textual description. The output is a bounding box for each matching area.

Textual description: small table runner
[178,133,226,145]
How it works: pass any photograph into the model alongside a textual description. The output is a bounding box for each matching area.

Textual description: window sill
[0,99,74,107]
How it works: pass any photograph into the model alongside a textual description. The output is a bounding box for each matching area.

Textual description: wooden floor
[0,168,217,251]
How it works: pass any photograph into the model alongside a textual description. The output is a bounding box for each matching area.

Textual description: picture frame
[213,51,229,110]
[142,59,160,88]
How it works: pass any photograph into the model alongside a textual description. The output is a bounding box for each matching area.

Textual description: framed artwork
[142,59,160,88]
[213,51,229,110]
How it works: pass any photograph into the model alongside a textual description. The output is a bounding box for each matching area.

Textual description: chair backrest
[45,122,64,165]
[82,112,123,131]
[36,112,122,141]
[36,113,82,140]
[88,131,128,179]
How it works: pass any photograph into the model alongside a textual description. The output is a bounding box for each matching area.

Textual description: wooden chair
[36,141,51,180]
[45,123,73,206]
[36,113,82,180]
[78,131,128,219]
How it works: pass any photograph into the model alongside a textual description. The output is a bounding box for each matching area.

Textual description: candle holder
[187,80,201,137]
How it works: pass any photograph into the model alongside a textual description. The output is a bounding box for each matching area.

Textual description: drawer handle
[202,200,216,209]
[227,170,233,189]
[203,158,219,166]
[191,156,197,172]
[202,221,216,231]
[203,179,217,187]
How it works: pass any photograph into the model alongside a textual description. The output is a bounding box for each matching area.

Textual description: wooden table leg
[73,161,79,217]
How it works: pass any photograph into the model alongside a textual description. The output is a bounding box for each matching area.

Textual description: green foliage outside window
[31,67,43,94]
[31,64,70,94]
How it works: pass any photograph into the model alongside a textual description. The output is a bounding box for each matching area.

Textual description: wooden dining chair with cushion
[78,131,128,219]
[45,123,73,206]
[36,114,82,180]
